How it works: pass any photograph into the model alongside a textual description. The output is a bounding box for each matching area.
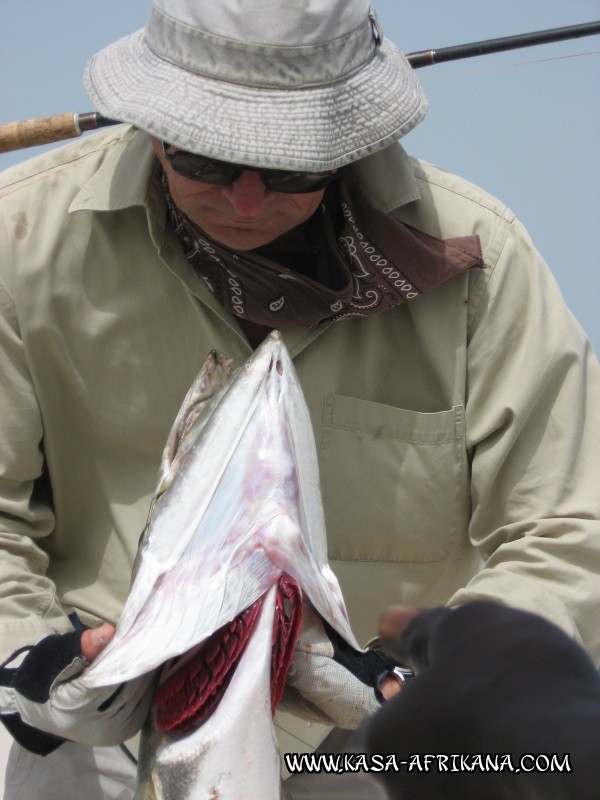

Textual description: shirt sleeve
[0,276,72,660]
[450,214,600,661]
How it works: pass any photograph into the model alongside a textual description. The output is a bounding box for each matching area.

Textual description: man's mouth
[220,216,272,228]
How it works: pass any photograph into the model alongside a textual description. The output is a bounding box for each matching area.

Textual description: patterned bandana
[163,172,483,329]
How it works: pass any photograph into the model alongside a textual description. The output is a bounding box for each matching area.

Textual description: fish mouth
[153,574,302,733]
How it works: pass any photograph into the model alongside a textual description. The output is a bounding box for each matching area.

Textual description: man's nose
[221,170,269,217]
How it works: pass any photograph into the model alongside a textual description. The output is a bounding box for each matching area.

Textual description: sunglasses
[162,142,338,194]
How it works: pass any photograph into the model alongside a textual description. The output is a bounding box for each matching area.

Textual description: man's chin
[208,224,280,251]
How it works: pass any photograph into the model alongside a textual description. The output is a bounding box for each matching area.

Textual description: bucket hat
[84,0,427,171]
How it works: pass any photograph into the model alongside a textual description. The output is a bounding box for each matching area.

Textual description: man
[0,0,598,797]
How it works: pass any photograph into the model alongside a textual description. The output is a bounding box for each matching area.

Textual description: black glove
[363,601,600,800]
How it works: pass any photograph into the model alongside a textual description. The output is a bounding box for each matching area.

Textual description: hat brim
[84,30,427,171]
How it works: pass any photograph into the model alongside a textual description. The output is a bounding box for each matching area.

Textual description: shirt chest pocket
[318,395,469,563]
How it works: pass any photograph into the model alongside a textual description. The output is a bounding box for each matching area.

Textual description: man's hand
[280,601,406,728]
[0,623,154,755]
[377,672,404,701]
[378,606,422,644]
[80,623,115,662]
[375,607,421,701]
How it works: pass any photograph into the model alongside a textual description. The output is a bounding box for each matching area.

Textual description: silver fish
[81,331,361,799]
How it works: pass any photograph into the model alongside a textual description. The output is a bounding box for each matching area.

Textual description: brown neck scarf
[163,171,483,329]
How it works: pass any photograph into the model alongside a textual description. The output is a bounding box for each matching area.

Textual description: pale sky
[2,0,599,350]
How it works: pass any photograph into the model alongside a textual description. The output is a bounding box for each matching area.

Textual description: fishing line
[418,49,600,80]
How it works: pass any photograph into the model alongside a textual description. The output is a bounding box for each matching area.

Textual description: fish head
[82,331,359,690]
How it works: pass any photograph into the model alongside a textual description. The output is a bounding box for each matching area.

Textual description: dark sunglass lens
[170,153,239,185]
[265,171,337,194]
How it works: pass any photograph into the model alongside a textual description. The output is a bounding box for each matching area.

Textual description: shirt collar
[349,141,421,212]
[68,126,159,214]
[68,126,167,248]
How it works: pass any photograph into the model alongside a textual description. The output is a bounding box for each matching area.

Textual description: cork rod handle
[0,112,118,155]
[0,113,81,154]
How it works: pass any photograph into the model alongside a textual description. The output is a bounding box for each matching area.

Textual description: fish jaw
[140,584,282,800]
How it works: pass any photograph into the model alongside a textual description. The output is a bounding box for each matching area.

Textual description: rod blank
[407,19,600,68]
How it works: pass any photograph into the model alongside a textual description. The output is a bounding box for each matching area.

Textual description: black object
[407,20,600,68]
[363,601,600,800]
[321,618,402,701]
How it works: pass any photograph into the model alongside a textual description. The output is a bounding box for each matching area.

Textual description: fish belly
[136,584,282,800]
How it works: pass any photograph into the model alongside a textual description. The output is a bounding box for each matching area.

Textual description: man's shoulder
[0,125,154,299]
[0,124,136,202]
[406,157,515,230]
[392,156,518,269]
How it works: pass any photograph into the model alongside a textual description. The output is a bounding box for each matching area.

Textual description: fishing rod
[1,19,599,154]
[406,19,600,67]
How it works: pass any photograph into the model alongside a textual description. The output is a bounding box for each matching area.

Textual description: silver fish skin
[131,349,233,579]
[79,331,362,799]
[134,585,282,800]
[81,331,358,688]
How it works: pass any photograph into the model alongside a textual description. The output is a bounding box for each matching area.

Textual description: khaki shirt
[0,125,598,666]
